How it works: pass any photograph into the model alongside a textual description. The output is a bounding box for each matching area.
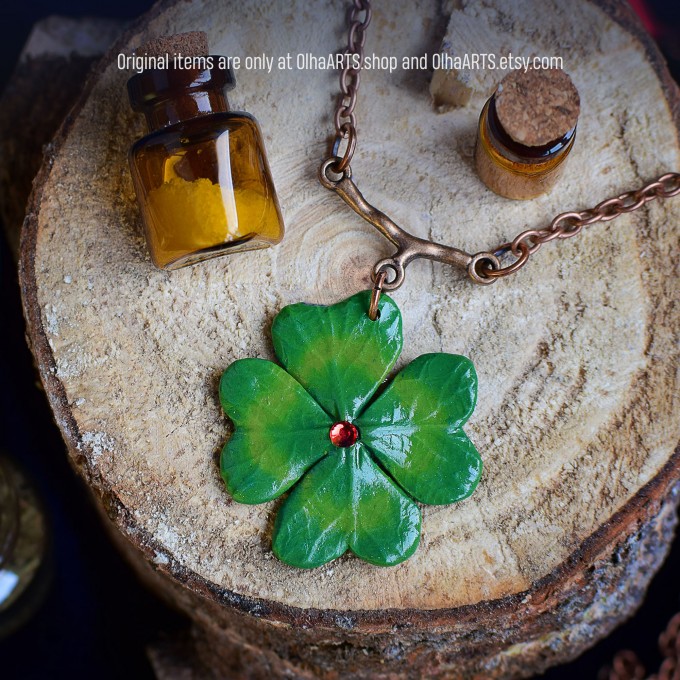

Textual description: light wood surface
[19,0,680,677]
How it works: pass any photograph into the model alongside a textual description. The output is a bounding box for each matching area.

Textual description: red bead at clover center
[329,421,359,448]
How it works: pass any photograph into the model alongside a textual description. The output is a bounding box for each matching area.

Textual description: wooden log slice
[19,0,680,677]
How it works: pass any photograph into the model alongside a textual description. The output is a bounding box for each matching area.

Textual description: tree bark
[0,16,123,257]
[18,0,680,677]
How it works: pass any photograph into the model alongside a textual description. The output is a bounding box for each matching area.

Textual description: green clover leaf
[219,359,333,504]
[271,292,402,420]
[272,444,421,568]
[219,291,482,569]
[357,353,481,505]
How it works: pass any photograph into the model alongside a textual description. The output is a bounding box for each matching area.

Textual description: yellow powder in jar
[147,176,240,253]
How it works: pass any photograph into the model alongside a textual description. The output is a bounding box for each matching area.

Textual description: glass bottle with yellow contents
[127,61,284,270]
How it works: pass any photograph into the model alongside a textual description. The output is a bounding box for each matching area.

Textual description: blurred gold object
[0,455,48,637]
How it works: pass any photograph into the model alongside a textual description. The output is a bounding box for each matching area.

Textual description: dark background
[0,1,678,679]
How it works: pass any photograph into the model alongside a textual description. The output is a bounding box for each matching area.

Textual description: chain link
[600,612,680,680]
[330,0,372,173]
[481,172,680,280]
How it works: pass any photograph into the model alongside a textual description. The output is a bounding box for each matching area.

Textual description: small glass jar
[127,61,284,270]
[475,70,579,201]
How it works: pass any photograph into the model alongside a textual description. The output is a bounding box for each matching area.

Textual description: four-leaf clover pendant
[219,291,482,569]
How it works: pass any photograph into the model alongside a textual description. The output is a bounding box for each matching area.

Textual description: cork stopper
[494,68,580,147]
[136,31,209,58]
[474,68,579,200]
[127,31,236,131]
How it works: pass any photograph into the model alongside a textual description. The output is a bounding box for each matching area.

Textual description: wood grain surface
[19,0,680,677]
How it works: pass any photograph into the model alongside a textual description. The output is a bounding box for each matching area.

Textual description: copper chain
[327,1,680,671]
[600,612,680,680]
[482,172,680,280]
[330,0,372,173]
[325,0,680,285]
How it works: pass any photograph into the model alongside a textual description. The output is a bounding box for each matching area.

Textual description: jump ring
[331,123,357,174]
[368,270,387,321]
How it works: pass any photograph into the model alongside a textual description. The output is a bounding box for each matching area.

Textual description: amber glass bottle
[127,62,284,270]
[475,96,576,200]
[475,69,579,200]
